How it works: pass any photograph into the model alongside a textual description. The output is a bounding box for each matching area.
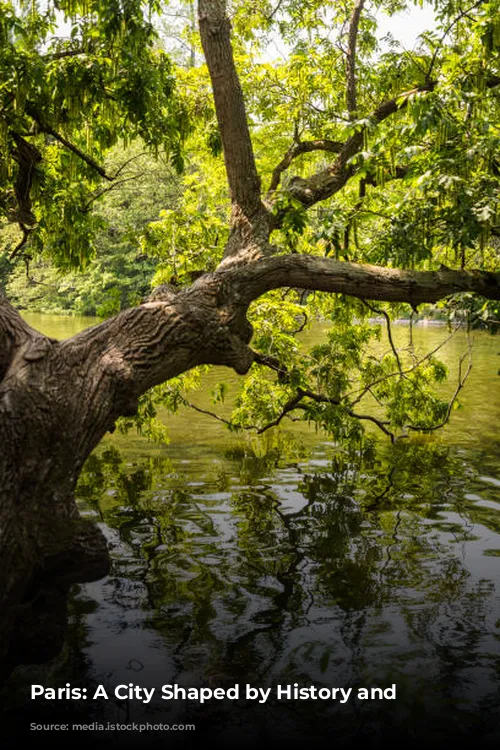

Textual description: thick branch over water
[226,255,500,307]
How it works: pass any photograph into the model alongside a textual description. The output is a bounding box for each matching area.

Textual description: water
[4,313,500,745]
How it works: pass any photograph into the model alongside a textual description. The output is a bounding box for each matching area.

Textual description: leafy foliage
[5,144,181,314]
[0,0,189,268]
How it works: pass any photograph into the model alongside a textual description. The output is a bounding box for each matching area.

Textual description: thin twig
[426,0,485,82]
[82,174,145,211]
[406,348,472,433]
[111,152,148,179]
[9,224,32,260]
[348,325,461,405]
[361,299,403,375]
[178,396,244,429]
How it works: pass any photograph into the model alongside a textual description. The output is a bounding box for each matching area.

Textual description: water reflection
[7,438,500,742]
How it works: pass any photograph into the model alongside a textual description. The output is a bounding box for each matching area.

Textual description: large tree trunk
[0,280,253,679]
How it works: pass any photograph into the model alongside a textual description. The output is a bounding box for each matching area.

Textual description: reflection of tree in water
[71,439,500,737]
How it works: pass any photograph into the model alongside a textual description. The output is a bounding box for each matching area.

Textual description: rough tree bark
[1,0,499,681]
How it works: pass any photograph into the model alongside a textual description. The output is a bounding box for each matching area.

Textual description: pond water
[4,313,500,746]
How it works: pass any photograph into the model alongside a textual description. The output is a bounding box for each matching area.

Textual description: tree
[1,0,499,679]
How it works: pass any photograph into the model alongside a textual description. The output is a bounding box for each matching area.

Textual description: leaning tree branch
[42,247,491,449]
[224,253,500,307]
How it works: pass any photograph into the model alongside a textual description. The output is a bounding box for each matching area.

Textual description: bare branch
[361,300,403,376]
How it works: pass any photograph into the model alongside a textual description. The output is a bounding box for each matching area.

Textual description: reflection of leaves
[75,439,500,703]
